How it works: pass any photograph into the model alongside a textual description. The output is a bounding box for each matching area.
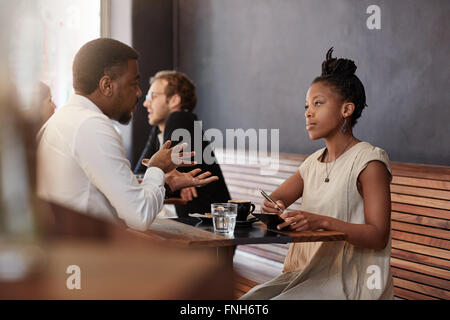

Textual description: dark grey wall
[174,0,450,166]
[131,0,174,167]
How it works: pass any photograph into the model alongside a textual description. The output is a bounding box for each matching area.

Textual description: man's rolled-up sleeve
[73,117,165,231]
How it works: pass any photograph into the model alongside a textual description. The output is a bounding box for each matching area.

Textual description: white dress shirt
[37,93,165,231]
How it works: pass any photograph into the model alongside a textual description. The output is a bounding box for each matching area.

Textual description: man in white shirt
[37,38,217,231]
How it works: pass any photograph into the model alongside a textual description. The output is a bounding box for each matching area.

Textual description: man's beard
[118,112,132,125]
[117,97,138,125]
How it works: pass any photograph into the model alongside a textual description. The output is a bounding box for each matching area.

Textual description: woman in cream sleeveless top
[242,142,393,300]
[241,48,393,300]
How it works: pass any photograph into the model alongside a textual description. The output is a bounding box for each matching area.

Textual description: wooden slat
[218,150,450,180]
[223,171,286,186]
[391,211,449,229]
[391,203,449,220]
[390,162,450,181]
[392,239,450,260]
[228,193,265,205]
[226,189,303,211]
[227,191,271,206]
[217,157,302,171]
[390,257,450,280]
[393,287,437,300]
[235,281,256,293]
[216,149,306,166]
[238,244,288,263]
[392,176,450,190]
[391,184,450,200]
[226,184,274,198]
[391,266,450,290]
[391,248,450,271]
[226,180,283,195]
[221,163,287,174]
[227,185,284,203]
[391,230,450,250]
[221,164,294,179]
[392,277,449,299]
[226,186,279,202]
[217,149,450,180]
[391,221,450,240]
[219,149,450,300]
[391,193,450,210]
[238,246,285,264]
[235,287,252,299]
[234,290,246,299]
[271,152,307,164]
[234,274,259,299]
[242,243,290,254]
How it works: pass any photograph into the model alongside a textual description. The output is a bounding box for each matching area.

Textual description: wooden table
[1,201,346,299]
[132,217,347,268]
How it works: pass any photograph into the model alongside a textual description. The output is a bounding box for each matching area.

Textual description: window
[8,0,103,109]
[38,0,102,108]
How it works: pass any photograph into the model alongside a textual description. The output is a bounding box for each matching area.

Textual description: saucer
[188,213,259,227]
[188,213,213,225]
[235,216,259,228]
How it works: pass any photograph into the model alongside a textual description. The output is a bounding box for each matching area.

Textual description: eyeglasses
[145,91,165,102]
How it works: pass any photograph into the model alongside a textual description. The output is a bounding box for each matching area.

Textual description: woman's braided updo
[312,47,367,127]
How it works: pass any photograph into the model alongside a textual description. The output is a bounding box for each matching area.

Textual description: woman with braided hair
[241,48,393,300]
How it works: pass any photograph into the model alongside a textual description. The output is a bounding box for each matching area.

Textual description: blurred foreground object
[30,81,57,128]
[0,72,45,283]
[0,200,233,299]
[0,0,47,283]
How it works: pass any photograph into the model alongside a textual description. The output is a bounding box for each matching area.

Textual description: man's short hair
[150,71,197,112]
[73,38,139,95]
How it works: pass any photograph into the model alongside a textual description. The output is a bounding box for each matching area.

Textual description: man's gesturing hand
[142,141,195,173]
[180,187,198,201]
[165,168,219,191]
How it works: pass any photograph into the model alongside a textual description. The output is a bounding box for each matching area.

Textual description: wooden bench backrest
[216,149,450,300]
[388,162,450,299]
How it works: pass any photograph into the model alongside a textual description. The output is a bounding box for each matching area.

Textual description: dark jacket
[134,111,231,217]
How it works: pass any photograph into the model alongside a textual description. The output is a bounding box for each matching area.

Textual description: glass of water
[211,203,237,234]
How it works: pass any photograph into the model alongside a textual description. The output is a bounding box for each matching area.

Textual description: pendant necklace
[324,138,354,183]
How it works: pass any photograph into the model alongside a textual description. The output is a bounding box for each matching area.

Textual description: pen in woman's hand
[267,200,284,214]
[260,189,285,214]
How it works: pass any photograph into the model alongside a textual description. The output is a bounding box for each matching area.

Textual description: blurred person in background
[34,81,57,126]
[135,71,231,218]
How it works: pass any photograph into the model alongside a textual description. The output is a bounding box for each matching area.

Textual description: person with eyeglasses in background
[135,71,231,218]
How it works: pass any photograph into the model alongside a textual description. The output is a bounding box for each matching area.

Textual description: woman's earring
[341,118,347,133]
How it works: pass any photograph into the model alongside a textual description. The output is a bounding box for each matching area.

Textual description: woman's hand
[261,196,326,232]
[277,210,327,232]
[262,199,286,214]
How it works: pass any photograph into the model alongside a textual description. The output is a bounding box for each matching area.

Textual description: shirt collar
[68,93,105,115]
